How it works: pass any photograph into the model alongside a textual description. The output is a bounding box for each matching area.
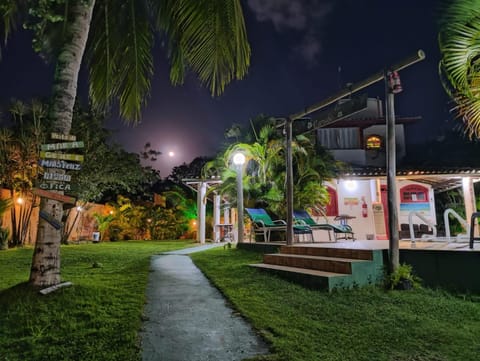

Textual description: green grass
[0,240,194,361]
[191,247,480,361]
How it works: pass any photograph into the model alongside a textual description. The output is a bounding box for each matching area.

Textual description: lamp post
[233,152,246,243]
[385,70,402,272]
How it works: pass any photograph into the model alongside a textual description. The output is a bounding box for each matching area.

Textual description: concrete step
[280,245,374,260]
[263,253,369,274]
[249,263,350,290]
[251,246,385,291]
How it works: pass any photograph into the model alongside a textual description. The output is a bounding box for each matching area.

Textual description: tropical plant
[0,227,9,250]
[0,197,12,250]
[0,100,46,246]
[386,263,421,290]
[439,0,480,138]
[1,0,250,286]
[204,119,337,217]
[146,188,195,240]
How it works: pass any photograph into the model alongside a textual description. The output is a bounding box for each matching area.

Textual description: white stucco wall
[387,179,437,226]
[316,178,436,241]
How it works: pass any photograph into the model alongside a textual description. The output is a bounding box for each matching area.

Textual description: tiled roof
[340,166,480,193]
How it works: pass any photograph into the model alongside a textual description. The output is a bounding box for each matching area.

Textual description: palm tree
[205,122,336,218]
[1,0,250,287]
[439,0,480,138]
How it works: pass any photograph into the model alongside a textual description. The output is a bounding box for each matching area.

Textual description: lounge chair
[293,210,355,242]
[245,208,313,242]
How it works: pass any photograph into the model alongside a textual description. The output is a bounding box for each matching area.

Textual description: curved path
[141,244,269,361]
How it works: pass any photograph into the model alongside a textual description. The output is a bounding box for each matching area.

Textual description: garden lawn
[0,240,194,361]
[191,247,480,361]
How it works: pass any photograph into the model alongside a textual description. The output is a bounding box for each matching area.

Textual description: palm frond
[88,0,153,123]
[153,0,250,96]
[0,0,24,58]
[439,0,480,136]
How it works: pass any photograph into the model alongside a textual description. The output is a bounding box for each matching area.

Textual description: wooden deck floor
[242,238,480,252]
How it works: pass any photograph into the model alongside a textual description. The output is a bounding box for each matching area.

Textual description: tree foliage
[204,116,339,217]
[70,106,161,203]
[1,0,251,122]
[95,190,194,241]
[0,99,48,246]
[169,156,211,183]
[0,0,251,286]
[439,0,480,138]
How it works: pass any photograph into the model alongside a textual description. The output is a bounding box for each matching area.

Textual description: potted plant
[387,263,421,290]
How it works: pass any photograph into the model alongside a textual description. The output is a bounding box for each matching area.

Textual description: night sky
[0,0,452,176]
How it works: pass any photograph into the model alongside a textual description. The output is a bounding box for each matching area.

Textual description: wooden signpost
[32,188,76,204]
[36,182,76,192]
[41,141,84,151]
[36,133,83,210]
[51,133,76,141]
[43,172,72,182]
[39,159,81,170]
[39,151,84,162]
[39,210,62,230]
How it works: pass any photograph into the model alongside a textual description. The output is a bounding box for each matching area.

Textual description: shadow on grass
[0,281,36,299]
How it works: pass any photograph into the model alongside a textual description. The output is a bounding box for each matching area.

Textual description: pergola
[183,178,227,243]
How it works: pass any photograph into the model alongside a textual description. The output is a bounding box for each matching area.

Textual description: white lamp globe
[232,152,246,165]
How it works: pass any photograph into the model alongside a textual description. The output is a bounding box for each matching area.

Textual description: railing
[407,211,437,241]
[469,212,480,249]
[443,208,469,239]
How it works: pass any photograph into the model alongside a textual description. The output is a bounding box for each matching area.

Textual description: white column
[199,182,207,244]
[462,177,478,236]
[231,208,237,242]
[370,179,380,203]
[196,184,202,242]
[223,202,230,224]
[213,193,221,242]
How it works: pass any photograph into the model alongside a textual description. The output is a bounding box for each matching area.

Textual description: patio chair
[293,210,355,242]
[245,208,313,242]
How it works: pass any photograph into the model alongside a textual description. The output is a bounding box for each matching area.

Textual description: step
[249,263,350,290]
[250,263,347,277]
[280,245,374,260]
[263,253,368,274]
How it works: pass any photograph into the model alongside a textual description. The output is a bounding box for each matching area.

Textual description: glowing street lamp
[232,152,246,243]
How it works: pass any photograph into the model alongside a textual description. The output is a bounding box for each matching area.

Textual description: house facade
[313,97,479,241]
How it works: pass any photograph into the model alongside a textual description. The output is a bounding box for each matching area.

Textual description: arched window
[365,135,382,149]
[400,184,429,203]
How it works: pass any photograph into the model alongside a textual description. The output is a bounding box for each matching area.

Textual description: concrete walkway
[141,244,269,361]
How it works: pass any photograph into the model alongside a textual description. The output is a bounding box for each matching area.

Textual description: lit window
[400,185,428,203]
[366,135,382,149]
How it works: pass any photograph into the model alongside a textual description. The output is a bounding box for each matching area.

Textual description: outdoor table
[334,214,356,226]
[215,223,234,242]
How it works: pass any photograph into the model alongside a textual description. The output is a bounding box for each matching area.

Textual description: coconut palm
[1,0,250,286]
[439,0,480,138]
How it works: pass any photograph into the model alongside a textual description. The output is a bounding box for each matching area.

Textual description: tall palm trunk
[29,0,96,287]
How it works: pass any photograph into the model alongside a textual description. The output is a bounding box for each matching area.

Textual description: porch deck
[240,238,480,251]
[239,238,480,292]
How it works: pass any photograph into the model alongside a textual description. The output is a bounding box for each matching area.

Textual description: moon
[168,151,175,157]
